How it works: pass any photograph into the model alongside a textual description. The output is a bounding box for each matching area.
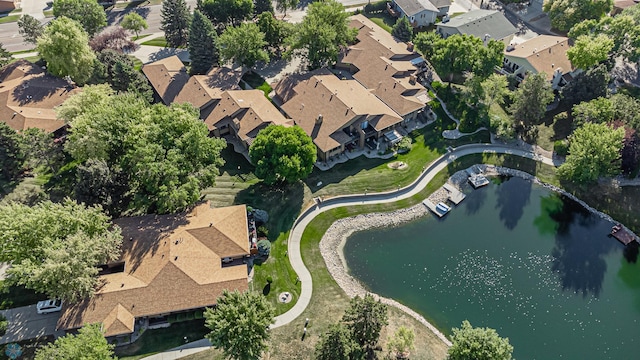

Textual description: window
[361,121,369,129]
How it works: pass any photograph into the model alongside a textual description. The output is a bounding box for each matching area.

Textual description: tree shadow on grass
[263,283,271,296]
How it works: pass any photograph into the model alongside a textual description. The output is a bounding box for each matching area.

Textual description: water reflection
[495,177,531,230]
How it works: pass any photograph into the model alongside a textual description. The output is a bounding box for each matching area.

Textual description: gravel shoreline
[320,164,638,348]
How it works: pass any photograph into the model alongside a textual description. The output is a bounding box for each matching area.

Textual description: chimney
[316,114,323,125]
[409,75,416,84]
[406,42,414,52]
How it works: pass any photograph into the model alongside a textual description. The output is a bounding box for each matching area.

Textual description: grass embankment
[108,0,163,9]
[140,37,168,47]
[365,12,395,33]
[0,14,20,24]
[241,72,272,98]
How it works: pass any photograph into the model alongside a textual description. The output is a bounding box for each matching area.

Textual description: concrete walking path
[142,143,554,359]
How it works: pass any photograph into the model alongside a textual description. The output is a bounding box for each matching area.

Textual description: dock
[611,224,638,245]
[423,199,450,217]
[443,183,466,205]
[468,174,489,188]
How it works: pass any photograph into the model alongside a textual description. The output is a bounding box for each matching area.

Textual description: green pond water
[343,177,640,359]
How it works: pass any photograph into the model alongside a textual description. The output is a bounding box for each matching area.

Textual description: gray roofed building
[394,0,438,15]
[436,9,517,45]
[390,0,450,27]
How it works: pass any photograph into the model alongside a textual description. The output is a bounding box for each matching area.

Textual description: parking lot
[0,305,62,344]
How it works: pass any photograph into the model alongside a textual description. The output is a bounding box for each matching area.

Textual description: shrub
[266,276,273,284]
[554,139,569,156]
[395,137,412,153]
[0,314,7,336]
[194,311,203,319]
[257,225,269,238]
[363,0,387,14]
[257,239,272,257]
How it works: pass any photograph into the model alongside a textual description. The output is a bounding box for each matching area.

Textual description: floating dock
[423,199,450,217]
[611,224,638,245]
[443,183,466,204]
[468,174,489,188]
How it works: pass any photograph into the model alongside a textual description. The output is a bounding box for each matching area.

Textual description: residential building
[141,56,190,105]
[203,89,292,149]
[503,35,575,89]
[273,70,403,162]
[56,202,251,342]
[0,0,16,13]
[340,15,431,121]
[0,60,78,134]
[390,0,451,27]
[436,9,517,45]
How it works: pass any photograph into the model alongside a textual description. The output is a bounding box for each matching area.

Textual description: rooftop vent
[316,114,323,125]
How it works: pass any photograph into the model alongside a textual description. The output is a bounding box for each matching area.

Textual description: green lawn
[365,12,396,33]
[43,10,54,17]
[108,0,163,9]
[241,72,272,98]
[115,320,211,360]
[10,48,36,55]
[141,37,168,47]
[132,34,151,41]
[0,14,20,24]
[532,110,574,151]
[128,55,143,71]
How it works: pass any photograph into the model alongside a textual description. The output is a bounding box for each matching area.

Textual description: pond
[343,177,640,359]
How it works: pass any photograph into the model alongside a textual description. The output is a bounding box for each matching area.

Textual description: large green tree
[17,14,44,45]
[0,200,122,301]
[37,17,96,85]
[0,42,12,68]
[386,326,415,359]
[481,73,510,107]
[52,0,107,36]
[21,128,65,174]
[217,22,269,67]
[63,92,226,214]
[161,0,191,47]
[567,34,614,70]
[560,64,609,105]
[415,33,503,83]
[204,290,275,360]
[287,0,357,69]
[571,97,615,128]
[0,122,25,182]
[35,323,116,360]
[392,16,413,42]
[257,11,292,53]
[87,50,152,102]
[275,0,299,17]
[543,0,613,32]
[342,294,388,356]
[254,0,274,15]
[315,323,361,360]
[448,320,513,360]
[198,0,253,28]
[568,15,640,62]
[558,122,625,183]
[121,12,148,38]
[509,72,554,130]
[249,125,316,185]
[188,10,218,75]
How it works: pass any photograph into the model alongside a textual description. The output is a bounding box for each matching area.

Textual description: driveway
[0,305,61,345]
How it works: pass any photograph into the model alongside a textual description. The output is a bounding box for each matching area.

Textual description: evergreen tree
[17,14,44,45]
[0,42,11,68]
[112,60,153,102]
[188,10,218,75]
[161,0,191,48]
[254,0,274,16]
[0,123,25,182]
[392,16,413,42]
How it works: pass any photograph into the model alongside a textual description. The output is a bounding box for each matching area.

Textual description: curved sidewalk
[273,143,554,327]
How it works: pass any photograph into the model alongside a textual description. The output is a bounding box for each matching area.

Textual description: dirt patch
[387,161,408,170]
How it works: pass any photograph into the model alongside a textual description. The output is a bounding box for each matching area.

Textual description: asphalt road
[0,305,61,344]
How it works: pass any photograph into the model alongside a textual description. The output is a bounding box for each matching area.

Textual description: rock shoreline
[319,164,638,349]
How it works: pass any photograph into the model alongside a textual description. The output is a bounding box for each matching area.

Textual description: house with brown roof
[339,15,431,121]
[0,0,16,13]
[0,60,79,134]
[141,56,191,105]
[273,71,403,162]
[56,202,251,341]
[503,35,575,89]
[203,89,292,149]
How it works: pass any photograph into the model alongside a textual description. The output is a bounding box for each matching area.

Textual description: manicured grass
[109,0,163,9]
[533,110,573,151]
[10,48,36,55]
[43,10,54,17]
[115,320,211,360]
[132,34,151,41]
[0,14,20,24]
[242,72,272,98]
[141,37,168,47]
[365,12,396,33]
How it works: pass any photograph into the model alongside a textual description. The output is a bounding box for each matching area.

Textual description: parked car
[36,299,62,314]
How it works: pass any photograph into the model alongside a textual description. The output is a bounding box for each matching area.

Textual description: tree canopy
[35,323,116,360]
[392,16,413,42]
[188,9,219,75]
[0,199,122,301]
[386,326,415,359]
[254,0,274,16]
[415,33,503,82]
[315,323,361,360]
[52,0,107,36]
[37,17,96,85]
[571,97,615,128]
[63,90,226,214]
[558,122,625,183]
[567,34,614,70]
[17,14,44,44]
[204,290,275,360]
[287,0,357,69]
[0,43,11,68]
[568,15,640,63]
[121,12,148,38]
[509,72,554,130]
[275,0,299,17]
[218,22,269,67]
[0,122,25,182]
[543,0,612,32]
[257,11,292,53]
[198,0,253,28]
[249,125,316,185]
[89,27,137,53]
[161,0,191,47]
[560,64,609,105]
[448,320,513,360]
[341,294,388,356]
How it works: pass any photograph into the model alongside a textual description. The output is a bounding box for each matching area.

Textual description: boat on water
[435,202,451,215]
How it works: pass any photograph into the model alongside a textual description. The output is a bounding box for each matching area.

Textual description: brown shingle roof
[142,56,190,104]
[276,73,402,153]
[505,35,573,80]
[0,60,79,133]
[173,67,243,109]
[56,202,250,337]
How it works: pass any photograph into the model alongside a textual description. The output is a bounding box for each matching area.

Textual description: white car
[36,299,63,314]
